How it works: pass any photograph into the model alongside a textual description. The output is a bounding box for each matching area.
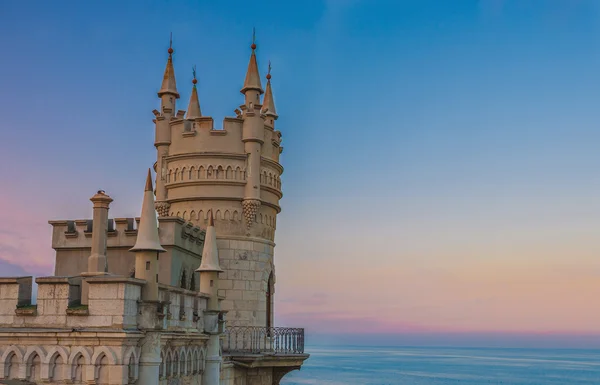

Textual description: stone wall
[216,238,274,328]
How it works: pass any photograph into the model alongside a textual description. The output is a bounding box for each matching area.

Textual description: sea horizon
[282,344,600,385]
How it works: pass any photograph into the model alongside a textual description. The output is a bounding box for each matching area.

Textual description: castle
[0,35,308,385]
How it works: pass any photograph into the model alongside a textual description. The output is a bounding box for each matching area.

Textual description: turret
[186,66,202,120]
[155,35,179,217]
[196,211,223,310]
[85,190,113,275]
[130,169,166,302]
[240,31,265,228]
[196,211,224,385]
[261,61,278,127]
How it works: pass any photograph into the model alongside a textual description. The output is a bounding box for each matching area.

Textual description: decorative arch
[224,210,231,220]
[186,349,193,376]
[165,349,173,378]
[1,348,23,380]
[91,347,117,366]
[174,168,179,182]
[182,211,188,220]
[24,346,46,381]
[198,210,205,221]
[189,166,196,180]
[167,169,172,183]
[215,210,222,220]
[46,347,68,382]
[173,350,180,378]
[68,347,92,383]
[233,210,239,221]
[235,166,241,180]
[1,345,24,379]
[217,165,225,180]
[190,210,196,221]
[226,166,233,179]
[198,348,206,373]
[207,166,214,179]
[199,166,205,179]
[181,167,186,181]
[93,353,110,384]
[191,348,198,374]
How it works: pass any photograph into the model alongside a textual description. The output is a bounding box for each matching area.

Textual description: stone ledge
[15,305,37,316]
[86,276,146,285]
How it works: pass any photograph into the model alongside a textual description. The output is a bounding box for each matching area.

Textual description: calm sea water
[282,346,600,385]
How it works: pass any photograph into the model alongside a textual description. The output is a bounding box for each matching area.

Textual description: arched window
[180,269,187,289]
[190,273,196,291]
[27,352,41,381]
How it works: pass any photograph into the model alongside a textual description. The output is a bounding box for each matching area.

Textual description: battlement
[0,276,214,332]
[166,115,282,163]
[49,217,206,288]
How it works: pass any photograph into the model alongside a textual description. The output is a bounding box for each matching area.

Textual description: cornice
[260,157,284,174]
[166,152,247,162]
[166,180,245,188]
[167,197,281,213]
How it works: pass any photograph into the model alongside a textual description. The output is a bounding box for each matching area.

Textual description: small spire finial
[168,32,173,55]
[266,60,272,80]
[145,169,153,191]
[192,65,197,85]
[251,27,257,50]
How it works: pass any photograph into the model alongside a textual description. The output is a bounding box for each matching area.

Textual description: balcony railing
[222,326,305,354]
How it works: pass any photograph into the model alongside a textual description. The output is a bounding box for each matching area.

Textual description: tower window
[146,261,150,270]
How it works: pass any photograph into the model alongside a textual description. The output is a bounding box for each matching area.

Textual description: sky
[1,0,600,346]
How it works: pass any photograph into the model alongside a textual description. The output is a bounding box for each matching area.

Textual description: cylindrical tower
[155,36,283,328]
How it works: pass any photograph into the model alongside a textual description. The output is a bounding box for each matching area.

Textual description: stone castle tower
[153,36,283,329]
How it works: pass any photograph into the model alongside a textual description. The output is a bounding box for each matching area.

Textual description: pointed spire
[186,66,202,119]
[262,61,278,119]
[130,169,166,253]
[196,211,223,273]
[240,28,264,95]
[158,33,180,98]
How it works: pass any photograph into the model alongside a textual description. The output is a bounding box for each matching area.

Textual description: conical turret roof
[240,31,264,95]
[157,43,180,98]
[130,169,166,253]
[196,211,223,272]
[186,69,202,119]
[262,62,278,119]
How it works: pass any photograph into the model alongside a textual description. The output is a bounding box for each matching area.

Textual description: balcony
[222,326,305,354]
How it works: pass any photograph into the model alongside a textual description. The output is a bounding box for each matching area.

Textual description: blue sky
[1,0,600,342]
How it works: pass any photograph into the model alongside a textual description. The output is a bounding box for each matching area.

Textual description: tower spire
[262,60,278,120]
[240,28,263,95]
[158,32,180,98]
[196,211,223,273]
[131,169,166,253]
[186,65,202,119]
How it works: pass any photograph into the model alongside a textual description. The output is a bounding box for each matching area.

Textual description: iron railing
[222,327,305,354]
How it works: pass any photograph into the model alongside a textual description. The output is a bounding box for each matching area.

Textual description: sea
[281,345,600,385]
